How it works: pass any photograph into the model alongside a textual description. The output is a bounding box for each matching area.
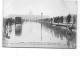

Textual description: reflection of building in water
[15,24,22,36]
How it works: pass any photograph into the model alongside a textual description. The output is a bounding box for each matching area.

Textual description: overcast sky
[3,0,77,17]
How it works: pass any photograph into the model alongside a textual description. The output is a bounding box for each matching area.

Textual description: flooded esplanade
[3,14,77,48]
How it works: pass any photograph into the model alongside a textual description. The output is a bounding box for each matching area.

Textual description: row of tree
[54,14,72,24]
[41,14,77,24]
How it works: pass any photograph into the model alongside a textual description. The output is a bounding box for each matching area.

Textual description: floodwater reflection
[42,23,76,48]
[15,24,22,36]
[4,22,76,48]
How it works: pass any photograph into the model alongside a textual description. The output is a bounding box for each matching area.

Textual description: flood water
[4,21,76,48]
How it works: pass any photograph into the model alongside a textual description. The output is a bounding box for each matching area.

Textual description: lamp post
[41,13,43,41]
